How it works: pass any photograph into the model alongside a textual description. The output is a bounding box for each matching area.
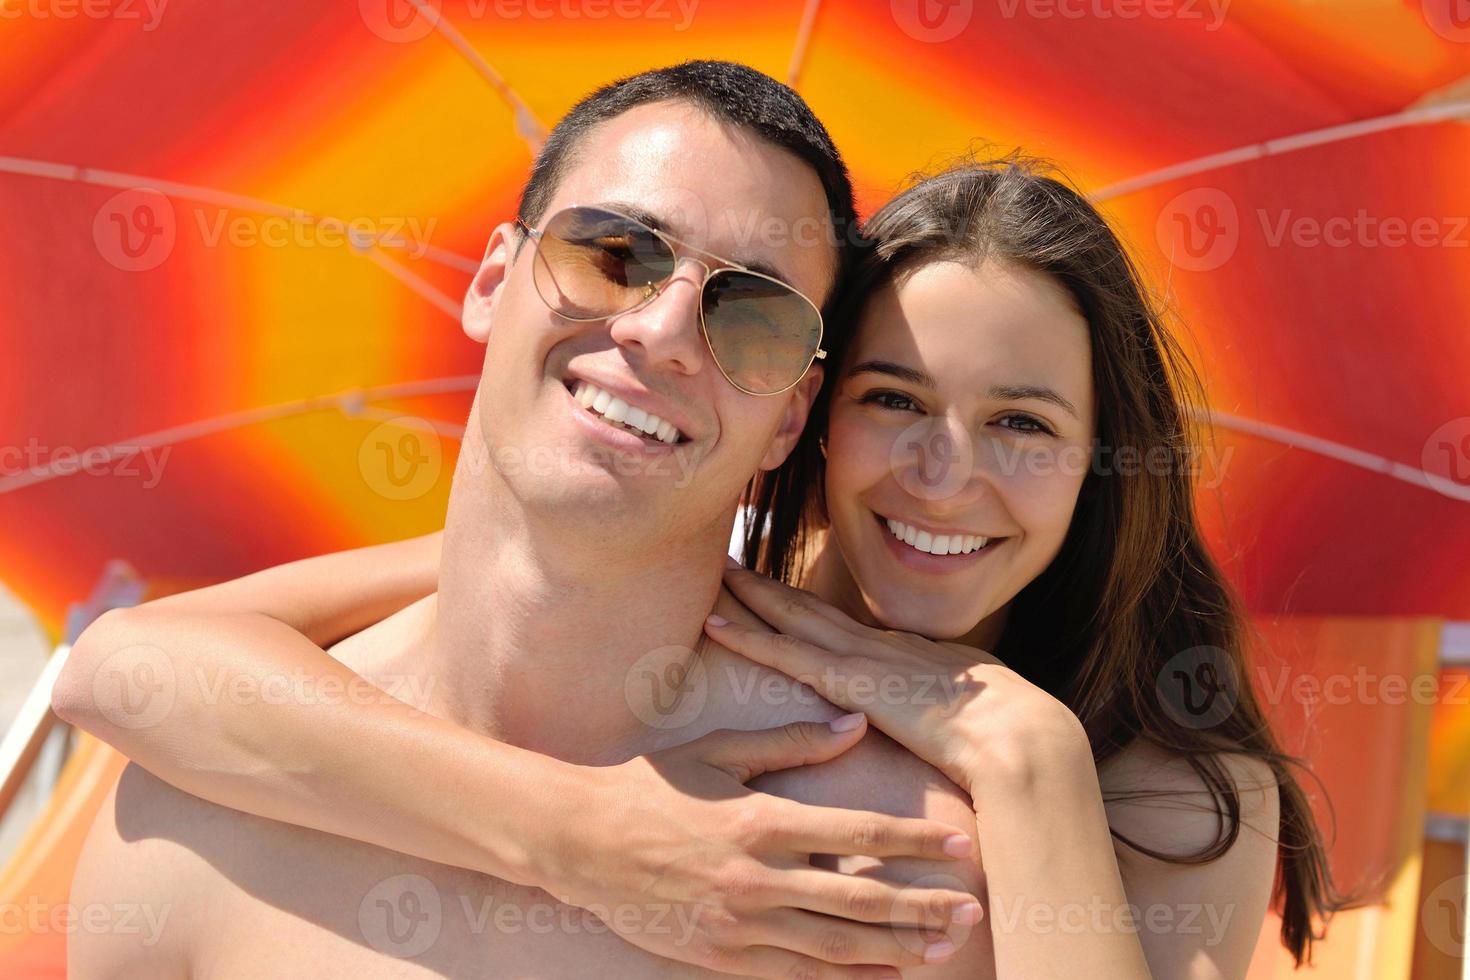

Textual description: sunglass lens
[702,270,823,395]
[534,207,675,319]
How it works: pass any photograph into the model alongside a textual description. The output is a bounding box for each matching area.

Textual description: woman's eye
[859,390,920,413]
[996,413,1055,436]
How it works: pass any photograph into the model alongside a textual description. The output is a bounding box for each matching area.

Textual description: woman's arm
[710,565,1280,979]
[51,539,981,979]
[136,531,444,647]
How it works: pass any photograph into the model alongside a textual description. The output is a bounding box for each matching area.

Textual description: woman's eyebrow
[848,360,936,387]
[988,383,1081,420]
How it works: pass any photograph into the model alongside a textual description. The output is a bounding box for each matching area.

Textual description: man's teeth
[571,380,682,444]
[885,519,989,556]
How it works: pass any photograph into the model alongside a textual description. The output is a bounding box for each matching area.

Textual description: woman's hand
[549,719,984,978]
[705,564,1092,797]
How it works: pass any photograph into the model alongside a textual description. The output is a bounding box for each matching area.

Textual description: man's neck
[426,481,735,766]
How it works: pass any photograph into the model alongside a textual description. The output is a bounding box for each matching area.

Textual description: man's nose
[606,260,707,378]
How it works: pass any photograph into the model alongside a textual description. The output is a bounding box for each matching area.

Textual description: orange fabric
[3,2,1469,638]
[1410,839,1467,980]
[1245,618,1441,979]
[0,732,127,979]
[1427,666,1470,819]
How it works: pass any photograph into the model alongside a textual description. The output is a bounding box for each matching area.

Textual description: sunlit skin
[460,100,832,551]
[805,258,1096,643]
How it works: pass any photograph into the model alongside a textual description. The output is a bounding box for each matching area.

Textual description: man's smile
[567,378,686,445]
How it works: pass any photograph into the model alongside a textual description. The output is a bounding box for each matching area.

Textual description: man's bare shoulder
[69,763,219,978]
[69,762,476,979]
[751,729,993,977]
[752,728,979,872]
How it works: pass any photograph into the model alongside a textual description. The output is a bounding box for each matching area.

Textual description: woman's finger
[721,566,867,649]
[705,614,862,705]
[767,796,973,861]
[690,720,869,784]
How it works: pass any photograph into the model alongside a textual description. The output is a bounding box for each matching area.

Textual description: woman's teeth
[571,380,682,444]
[885,518,989,556]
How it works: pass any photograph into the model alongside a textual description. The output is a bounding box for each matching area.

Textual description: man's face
[462,101,836,541]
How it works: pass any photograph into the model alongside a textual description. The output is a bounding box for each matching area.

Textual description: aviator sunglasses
[515,205,827,396]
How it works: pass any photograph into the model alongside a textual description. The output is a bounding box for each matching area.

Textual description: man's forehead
[542,105,838,293]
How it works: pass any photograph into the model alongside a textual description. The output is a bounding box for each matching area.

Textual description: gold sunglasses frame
[514,205,827,396]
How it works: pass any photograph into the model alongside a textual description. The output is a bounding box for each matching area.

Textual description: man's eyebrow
[593,199,792,286]
[597,200,668,233]
[849,361,1082,419]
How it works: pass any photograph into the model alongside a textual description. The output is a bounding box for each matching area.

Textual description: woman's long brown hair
[741,152,1344,964]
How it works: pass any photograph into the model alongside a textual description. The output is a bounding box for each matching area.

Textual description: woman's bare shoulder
[1098,737,1281,863]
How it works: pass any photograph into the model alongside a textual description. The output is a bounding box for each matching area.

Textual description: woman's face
[822,258,1096,640]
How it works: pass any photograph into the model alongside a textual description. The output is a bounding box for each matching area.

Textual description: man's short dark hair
[514,60,861,314]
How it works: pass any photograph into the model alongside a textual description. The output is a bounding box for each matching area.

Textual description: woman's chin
[867,595,985,642]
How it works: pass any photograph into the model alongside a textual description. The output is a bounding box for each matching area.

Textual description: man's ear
[462,222,518,344]
[758,364,825,472]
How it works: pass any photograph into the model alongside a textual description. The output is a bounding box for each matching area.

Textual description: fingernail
[829,712,865,732]
[942,834,972,857]
[953,901,984,925]
[706,614,728,627]
[923,939,956,962]
[725,555,741,569]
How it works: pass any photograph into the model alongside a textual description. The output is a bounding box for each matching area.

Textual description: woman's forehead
[850,261,1093,389]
